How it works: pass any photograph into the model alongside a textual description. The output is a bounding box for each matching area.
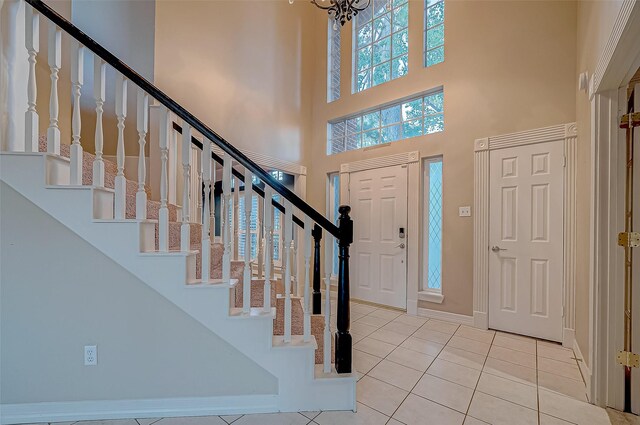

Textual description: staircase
[0,0,354,420]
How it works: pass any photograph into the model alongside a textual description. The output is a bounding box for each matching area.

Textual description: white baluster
[24,6,39,152]
[303,216,312,342]
[243,169,253,313]
[181,123,192,252]
[283,199,293,343]
[257,199,264,278]
[70,41,84,183]
[158,106,170,251]
[263,186,273,312]
[292,231,298,297]
[323,231,332,373]
[222,153,232,283]
[114,74,127,217]
[196,149,203,224]
[210,158,216,241]
[93,56,106,187]
[201,139,212,280]
[136,90,149,219]
[47,22,61,155]
[233,178,239,260]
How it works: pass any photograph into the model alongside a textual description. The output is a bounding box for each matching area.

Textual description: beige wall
[153,0,316,165]
[1,182,277,404]
[306,0,577,316]
[574,0,624,368]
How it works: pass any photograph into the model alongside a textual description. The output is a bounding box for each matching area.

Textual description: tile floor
[20,302,630,425]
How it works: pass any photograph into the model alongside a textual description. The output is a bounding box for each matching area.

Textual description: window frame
[327,87,444,156]
[420,156,444,303]
[327,18,341,102]
[424,0,445,67]
[352,0,410,93]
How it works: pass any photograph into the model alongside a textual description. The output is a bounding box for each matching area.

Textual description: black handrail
[25,0,340,239]
[173,123,305,229]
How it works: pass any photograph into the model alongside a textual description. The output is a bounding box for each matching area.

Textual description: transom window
[327,88,444,155]
[424,0,444,67]
[353,0,409,93]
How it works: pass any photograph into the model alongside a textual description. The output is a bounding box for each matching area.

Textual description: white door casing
[473,123,577,348]
[631,81,639,415]
[349,164,408,309]
[488,140,564,342]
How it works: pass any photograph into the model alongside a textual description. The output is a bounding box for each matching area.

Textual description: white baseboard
[473,311,488,330]
[573,338,592,401]
[0,394,278,425]
[563,327,575,349]
[417,307,474,326]
[406,299,418,316]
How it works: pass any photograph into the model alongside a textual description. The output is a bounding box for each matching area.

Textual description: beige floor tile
[368,328,410,346]
[488,345,536,369]
[393,394,465,425]
[393,314,428,327]
[354,337,397,358]
[492,334,537,355]
[75,421,143,425]
[538,370,588,402]
[482,357,537,387]
[153,418,226,425]
[356,376,409,416]
[351,321,379,336]
[382,321,421,336]
[367,309,403,321]
[136,420,162,425]
[427,358,481,389]
[539,389,612,425]
[387,346,436,372]
[437,346,486,371]
[467,392,538,425]
[413,327,453,344]
[476,372,538,410]
[422,319,460,334]
[454,326,495,344]
[386,419,405,425]
[369,359,423,391]
[537,357,583,381]
[539,414,577,425]
[232,413,307,425]
[446,335,491,356]
[607,408,640,425]
[356,314,392,328]
[353,348,383,374]
[412,374,475,414]
[495,331,537,344]
[463,417,490,425]
[351,331,367,343]
[299,411,320,420]
[351,303,378,315]
[314,402,388,425]
[537,344,577,365]
[401,336,445,357]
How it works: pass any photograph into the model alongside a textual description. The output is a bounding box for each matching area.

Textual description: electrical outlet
[459,206,471,217]
[84,345,97,366]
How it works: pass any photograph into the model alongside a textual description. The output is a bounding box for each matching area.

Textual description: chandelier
[290,0,372,28]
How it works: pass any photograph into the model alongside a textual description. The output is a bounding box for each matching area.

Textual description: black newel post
[335,205,353,374]
[312,224,323,314]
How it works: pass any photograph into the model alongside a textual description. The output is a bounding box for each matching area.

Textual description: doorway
[488,140,565,342]
[349,164,408,309]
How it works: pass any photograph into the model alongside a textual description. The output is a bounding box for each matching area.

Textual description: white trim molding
[473,123,577,348]
[340,151,421,314]
[417,307,474,326]
[0,394,278,425]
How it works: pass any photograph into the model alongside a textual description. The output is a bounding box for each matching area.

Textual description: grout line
[462,329,496,421]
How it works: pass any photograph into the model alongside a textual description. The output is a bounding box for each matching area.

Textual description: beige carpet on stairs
[40,137,332,365]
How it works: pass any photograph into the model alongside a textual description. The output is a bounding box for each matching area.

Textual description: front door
[488,140,564,342]
[349,164,408,309]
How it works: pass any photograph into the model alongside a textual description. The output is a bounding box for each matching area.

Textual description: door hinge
[620,112,640,129]
[617,351,640,368]
[617,232,640,248]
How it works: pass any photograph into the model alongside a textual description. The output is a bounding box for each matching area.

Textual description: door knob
[491,246,507,252]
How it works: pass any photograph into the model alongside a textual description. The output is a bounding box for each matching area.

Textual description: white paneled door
[488,140,564,342]
[350,165,408,309]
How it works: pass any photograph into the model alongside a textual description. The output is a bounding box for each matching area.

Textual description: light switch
[459,206,471,217]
